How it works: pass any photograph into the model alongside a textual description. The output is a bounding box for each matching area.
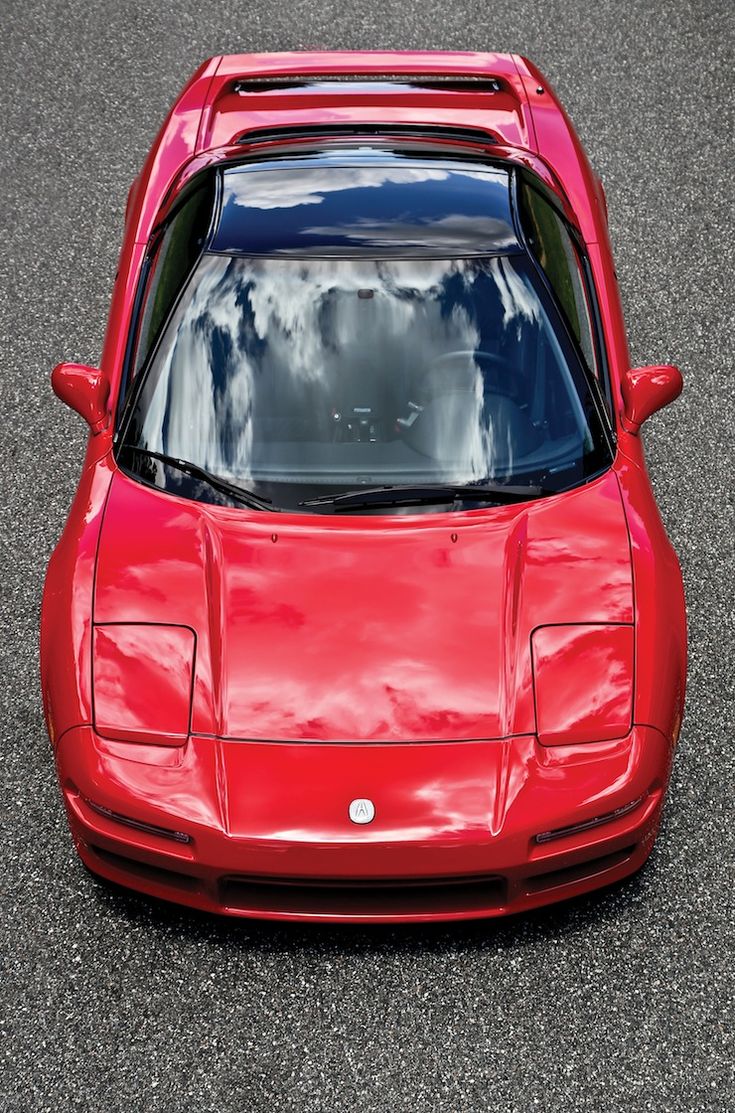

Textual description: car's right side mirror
[51,362,111,434]
[620,364,683,435]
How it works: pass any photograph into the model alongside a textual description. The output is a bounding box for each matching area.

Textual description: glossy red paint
[56,723,669,921]
[51,363,110,434]
[92,469,632,744]
[621,365,684,434]
[615,442,687,743]
[93,625,195,744]
[532,625,634,746]
[42,52,686,921]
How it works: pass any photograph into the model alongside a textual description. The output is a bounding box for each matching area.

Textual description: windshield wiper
[123,447,274,511]
[300,482,547,511]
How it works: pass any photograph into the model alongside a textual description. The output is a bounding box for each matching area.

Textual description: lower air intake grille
[220,873,506,917]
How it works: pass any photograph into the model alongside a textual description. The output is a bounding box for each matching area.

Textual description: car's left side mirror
[51,362,111,435]
[621,364,683,435]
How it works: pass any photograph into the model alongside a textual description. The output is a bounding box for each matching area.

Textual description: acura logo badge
[349,798,375,824]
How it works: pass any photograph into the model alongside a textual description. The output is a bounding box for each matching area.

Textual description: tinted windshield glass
[121,253,611,511]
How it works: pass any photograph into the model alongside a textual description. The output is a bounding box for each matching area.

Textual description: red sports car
[42,52,687,922]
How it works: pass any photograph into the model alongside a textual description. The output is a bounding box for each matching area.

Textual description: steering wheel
[397,349,516,431]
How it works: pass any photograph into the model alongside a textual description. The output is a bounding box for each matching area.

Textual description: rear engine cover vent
[235,123,498,146]
[233,75,503,94]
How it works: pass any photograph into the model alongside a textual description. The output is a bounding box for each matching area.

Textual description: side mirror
[621,364,683,435]
[51,362,111,434]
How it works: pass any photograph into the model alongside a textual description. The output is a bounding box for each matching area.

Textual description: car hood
[94,469,633,742]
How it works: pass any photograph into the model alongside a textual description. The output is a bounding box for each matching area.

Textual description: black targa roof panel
[211,158,520,257]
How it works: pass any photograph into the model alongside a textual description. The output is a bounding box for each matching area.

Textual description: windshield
[120,253,612,512]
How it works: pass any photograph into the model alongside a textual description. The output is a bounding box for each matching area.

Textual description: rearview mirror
[51,362,110,434]
[621,364,683,434]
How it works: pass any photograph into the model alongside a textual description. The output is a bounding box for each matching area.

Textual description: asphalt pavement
[2,2,733,1110]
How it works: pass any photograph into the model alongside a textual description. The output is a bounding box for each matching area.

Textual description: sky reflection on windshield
[134,254,584,489]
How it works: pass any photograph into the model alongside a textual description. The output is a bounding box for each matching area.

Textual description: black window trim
[114,170,221,448]
[511,169,616,444]
[113,249,153,435]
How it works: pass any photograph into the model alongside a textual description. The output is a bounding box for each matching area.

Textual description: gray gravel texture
[2,1,734,1111]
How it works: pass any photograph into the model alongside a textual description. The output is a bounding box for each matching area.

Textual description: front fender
[615,446,687,744]
[40,451,115,747]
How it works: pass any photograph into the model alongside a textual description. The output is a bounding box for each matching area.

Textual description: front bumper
[56,726,672,922]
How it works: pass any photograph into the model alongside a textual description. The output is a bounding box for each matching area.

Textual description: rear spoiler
[132,52,607,254]
[198,51,534,152]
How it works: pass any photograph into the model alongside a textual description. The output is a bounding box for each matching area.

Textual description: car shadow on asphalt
[87,858,657,956]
